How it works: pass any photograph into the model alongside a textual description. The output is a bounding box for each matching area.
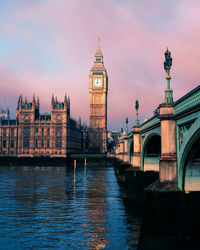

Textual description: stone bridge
[115,84,200,192]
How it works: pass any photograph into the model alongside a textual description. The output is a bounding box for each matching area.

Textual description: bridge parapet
[140,116,160,133]
[174,85,200,115]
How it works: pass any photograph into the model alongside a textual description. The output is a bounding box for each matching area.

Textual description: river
[0,164,142,249]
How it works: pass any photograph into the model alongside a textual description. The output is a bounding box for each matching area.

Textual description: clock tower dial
[89,39,108,153]
[93,77,103,88]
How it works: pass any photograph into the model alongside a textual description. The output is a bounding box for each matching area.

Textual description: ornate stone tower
[89,39,108,153]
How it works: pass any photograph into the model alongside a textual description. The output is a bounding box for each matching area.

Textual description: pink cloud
[0,0,200,130]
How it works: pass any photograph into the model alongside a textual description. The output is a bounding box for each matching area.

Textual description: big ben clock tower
[89,39,108,153]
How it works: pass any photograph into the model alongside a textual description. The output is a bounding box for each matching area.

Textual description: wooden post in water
[74,159,76,195]
[84,158,87,176]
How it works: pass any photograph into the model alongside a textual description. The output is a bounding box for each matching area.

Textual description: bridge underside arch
[181,130,200,191]
[129,140,133,164]
[143,135,161,171]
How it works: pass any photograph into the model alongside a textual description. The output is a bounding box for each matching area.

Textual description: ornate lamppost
[125,117,128,134]
[135,100,139,126]
[164,48,173,103]
[159,48,177,182]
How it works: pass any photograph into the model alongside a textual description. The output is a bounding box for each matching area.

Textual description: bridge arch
[179,120,200,191]
[141,133,161,171]
[129,139,133,164]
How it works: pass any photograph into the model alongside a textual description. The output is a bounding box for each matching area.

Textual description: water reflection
[84,171,108,249]
[0,165,141,249]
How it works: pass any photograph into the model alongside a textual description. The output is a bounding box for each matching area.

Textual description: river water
[0,164,142,249]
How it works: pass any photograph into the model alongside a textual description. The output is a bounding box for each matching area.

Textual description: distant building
[107,131,122,152]
[108,131,122,142]
[0,94,83,157]
[0,106,10,120]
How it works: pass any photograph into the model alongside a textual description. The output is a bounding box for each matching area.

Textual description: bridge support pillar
[132,126,141,168]
[115,146,120,159]
[159,103,177,182]
[124,135,129,162]
[119,139,124,161]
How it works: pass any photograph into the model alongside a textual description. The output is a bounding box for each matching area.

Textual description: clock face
[93,77,103,88]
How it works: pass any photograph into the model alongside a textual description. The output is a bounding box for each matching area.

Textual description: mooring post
[84,158,87,176]
[74,159,76,183]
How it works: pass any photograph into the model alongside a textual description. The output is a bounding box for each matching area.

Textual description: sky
[0,0,200,131]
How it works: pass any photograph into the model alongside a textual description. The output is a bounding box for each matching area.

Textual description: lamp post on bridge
[124,117,129,162]
[125,117,128,135]
[132,100,141,168]
[164,48,173,103]
[135,100,139,126]
[159,48,177,183]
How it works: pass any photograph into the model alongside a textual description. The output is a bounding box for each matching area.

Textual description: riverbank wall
[0,154,112,167]
[0,156,68,166]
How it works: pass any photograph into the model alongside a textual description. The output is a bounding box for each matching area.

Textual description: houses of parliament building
[0,40,108,158]
[0,94,82,157]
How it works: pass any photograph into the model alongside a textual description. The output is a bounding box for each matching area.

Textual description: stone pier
[159,103,177,182]
[123,135,129,162]
[132,126,141,168]
[119,138,124,161]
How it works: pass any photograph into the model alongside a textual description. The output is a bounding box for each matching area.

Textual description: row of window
[2,140,15,148]
[23,114,62,121]
[1,150,62,155]
[1,128,15,137]
[1,127,62,137]
[24,139,62,148]
[35,127,50,136]
[25,127,62,136]
[1,139,62,148]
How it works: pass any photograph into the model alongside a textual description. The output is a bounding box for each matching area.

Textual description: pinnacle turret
[92,38,106,71]
[95,38,103,57]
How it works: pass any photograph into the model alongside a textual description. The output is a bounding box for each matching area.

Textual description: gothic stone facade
[0,95,82,157]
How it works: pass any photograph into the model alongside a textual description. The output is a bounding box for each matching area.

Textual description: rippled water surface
[0,164,142,249]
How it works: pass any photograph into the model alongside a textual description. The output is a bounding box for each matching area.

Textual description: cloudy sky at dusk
[0,0,200,130]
